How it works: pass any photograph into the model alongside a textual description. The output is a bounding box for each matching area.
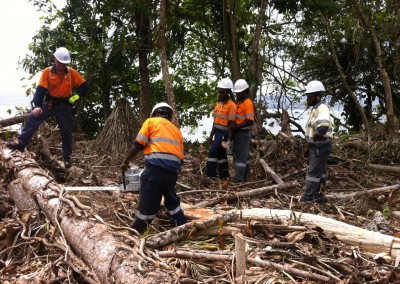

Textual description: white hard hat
[151,102,173,117]
[54,47,71,64]
[304,80,325,94]
[233,79,249,93]
[217,78,233,89]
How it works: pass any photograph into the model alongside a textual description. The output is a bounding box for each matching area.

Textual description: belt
[44,100,70,106]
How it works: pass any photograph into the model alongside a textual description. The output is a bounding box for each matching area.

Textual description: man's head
[151,102,173,120]
[217,78,233,101]
[233,79,250,101]
[54,47,71,64]
[304,80,325,107]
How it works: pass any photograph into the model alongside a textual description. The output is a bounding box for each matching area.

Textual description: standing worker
[206,78,237,180]
[232,79,254,183]
[6,47,88,168]
[301,80,333,203]
[121,102,187,234]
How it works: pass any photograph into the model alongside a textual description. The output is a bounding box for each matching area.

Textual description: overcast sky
[0,0,65,106]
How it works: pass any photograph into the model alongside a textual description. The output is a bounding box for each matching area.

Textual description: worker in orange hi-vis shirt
[206,78,237,180]
[232,79,254,183]
[6,47,88,169]
[121,102,187,234]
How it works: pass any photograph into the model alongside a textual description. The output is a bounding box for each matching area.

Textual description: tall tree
[157,0,179,127]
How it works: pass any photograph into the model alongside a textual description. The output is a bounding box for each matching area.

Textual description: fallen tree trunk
[238,208,400,259]
[195,180,299,208]
[0,113,29,127]
[1,148,175,283]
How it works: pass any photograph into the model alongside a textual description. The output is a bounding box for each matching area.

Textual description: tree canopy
[22,0,400,138]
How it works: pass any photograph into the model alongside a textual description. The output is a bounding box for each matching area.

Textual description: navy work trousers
[233,130,252,183]
[302,141,332,202]
[132,165,187,233]
[18,104,74,159]
[206,131,230,179]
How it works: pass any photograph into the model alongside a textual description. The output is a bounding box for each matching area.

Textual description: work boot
[5,142,25,151]
[64,157,72,169]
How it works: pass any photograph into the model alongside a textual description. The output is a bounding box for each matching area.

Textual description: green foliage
[382,204,390,219]
[21,0,400,138]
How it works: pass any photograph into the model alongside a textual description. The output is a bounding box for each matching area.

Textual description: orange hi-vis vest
[135,117,184,172]
[38,66,86,98]
[212,99,237,132]
[235,98,254,130]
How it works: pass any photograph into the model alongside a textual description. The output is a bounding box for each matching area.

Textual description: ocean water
[0,93,32,118]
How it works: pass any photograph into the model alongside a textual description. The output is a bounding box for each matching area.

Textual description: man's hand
[32,107,42,117]
[69,94,80,104]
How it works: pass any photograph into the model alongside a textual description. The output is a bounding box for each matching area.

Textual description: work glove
[69,94,80,104]
[226,139,233,155]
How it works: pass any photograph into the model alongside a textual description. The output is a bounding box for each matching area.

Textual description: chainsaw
[64,167,144,192]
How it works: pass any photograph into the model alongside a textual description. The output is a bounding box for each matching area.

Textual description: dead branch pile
[93,98,140,154]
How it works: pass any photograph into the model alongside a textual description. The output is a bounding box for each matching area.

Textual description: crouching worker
[121,102,187,234]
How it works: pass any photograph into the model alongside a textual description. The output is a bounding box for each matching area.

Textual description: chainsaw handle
[122,168,126,191]
[121,162,130,191]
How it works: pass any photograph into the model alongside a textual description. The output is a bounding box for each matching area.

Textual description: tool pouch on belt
[47,100,53,110]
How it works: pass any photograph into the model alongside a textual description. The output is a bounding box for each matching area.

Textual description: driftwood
[341,140,369,153]
[1,147,175,283]
[0,113,29,128]
[258,158,284,184]
[238,208,400,259]
[180,206,400,259]
[195,180,299,208]
[367,163,400,174]
[327,184,400,201]
[145,210,238,249]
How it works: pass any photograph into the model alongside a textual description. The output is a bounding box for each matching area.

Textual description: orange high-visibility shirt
[212,99,237,132]
[235,98,254,129]
[135,117,184,172]
[38,67,86,98]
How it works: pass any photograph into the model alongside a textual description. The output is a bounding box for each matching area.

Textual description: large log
[0,113,29,127]
[238,208,400,259]
[1,147,175,283]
